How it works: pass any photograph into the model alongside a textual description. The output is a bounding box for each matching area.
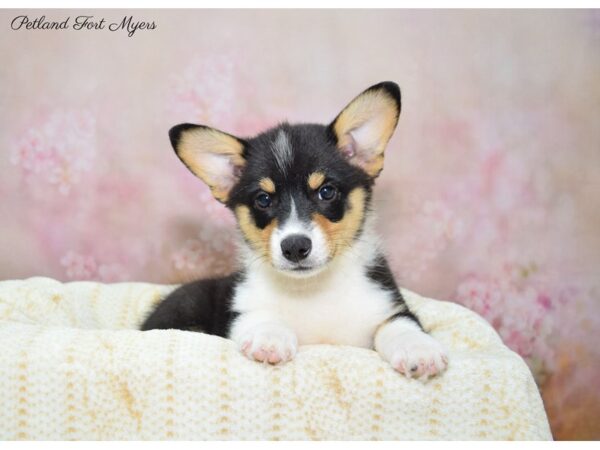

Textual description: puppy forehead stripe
[284,198,300,226]
[259,177,276,193]
[308,172,326,190]
[281,198,308,230]
[271,129,293,173]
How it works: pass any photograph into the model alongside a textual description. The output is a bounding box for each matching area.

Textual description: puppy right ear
[330,82,401,178]
[169,123,247,203]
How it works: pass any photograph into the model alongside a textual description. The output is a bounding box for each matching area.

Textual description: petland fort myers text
[10,15,156,37]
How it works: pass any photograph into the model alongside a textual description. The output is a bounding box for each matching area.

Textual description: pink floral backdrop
[1,9,599,439]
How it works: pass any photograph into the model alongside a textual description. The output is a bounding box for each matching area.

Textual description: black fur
[140,272,242,336]
[366,255,422,329]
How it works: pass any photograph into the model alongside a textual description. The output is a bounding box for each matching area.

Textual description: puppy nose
[281,235,312,262]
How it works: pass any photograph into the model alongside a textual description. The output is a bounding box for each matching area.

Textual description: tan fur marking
[308,172,326,190]
[235,205,278,259]
[365,155,385,178]
[176,127,245,202]
[333,90,399,177]
[211,189,230,203]
[259,177,276,193]
[312,187,366,258]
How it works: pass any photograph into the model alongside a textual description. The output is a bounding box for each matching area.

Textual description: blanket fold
[0,277,552,440]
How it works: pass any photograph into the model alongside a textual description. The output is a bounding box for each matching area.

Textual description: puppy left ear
[330,81,401,177]
[169,123,246,203]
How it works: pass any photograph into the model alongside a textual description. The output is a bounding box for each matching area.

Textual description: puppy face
[169,82,401,276]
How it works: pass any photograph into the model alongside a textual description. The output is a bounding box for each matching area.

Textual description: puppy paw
[381,330,448,380]
[238,323,298,365]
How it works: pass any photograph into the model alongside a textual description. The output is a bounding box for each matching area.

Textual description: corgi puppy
[142,82,448,379]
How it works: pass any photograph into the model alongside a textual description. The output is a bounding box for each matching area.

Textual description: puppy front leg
[229,311,298,365]
[375,316,448,379]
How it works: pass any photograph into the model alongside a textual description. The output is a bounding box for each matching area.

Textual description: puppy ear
[169,123,246,203]
[330,82,401,177]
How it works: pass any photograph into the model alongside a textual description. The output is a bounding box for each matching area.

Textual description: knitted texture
[0,277,552,440]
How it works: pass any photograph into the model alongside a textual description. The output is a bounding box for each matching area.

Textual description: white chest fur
[231,245,397,349]
[227,227,447,380]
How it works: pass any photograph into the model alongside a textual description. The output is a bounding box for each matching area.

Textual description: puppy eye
[254,192,272,210]
[318,184,337,201]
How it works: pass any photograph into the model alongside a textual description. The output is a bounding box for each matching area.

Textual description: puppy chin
[271,259,329,279]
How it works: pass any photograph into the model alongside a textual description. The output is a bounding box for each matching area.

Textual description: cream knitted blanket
[0,277,552,440]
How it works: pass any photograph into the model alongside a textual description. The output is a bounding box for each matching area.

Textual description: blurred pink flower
[60,251,98,280]
[168,55,239,128]
[60,252,131,282]
[11,109,96,196]
[167,53,280,137]
[453,260,598,382]
[171,227,237,279]
[97,263,130,283]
